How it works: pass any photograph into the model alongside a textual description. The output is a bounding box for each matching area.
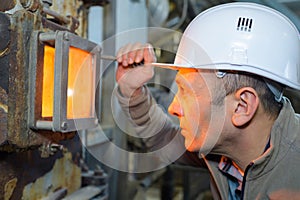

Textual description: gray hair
[213,71,283,119]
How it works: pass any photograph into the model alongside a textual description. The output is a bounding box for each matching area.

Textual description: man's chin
[184,141,200,152]
[185,142,214,155]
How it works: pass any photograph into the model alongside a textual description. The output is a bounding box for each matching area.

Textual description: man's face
[168,68,226,154]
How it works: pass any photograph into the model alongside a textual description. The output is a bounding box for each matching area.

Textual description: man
[115,2,300,200]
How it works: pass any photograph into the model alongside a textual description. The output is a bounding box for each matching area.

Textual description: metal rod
[39,32,56,42]
[101,55,117,61]
[43,7,70,25]
[100,55,166,69]
[36,120,53,130]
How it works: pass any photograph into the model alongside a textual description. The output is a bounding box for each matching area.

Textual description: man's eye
[179,86,185,94]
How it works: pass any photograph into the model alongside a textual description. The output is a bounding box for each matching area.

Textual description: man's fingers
[117,43,156,67]
[116,45,125,63]
[122,43,136,66]
[130,43,143,63]
[144,43,156,63]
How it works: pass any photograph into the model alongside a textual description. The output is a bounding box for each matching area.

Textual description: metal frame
[29,30,101,133]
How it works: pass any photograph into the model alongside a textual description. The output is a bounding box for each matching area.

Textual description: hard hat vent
[237,17,253,32]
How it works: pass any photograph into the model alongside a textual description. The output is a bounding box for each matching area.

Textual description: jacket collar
[203,98,298,198]
[246,97,297,179]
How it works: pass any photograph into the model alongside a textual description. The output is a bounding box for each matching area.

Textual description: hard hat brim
[150,62,300,91]
[151,62,192,70]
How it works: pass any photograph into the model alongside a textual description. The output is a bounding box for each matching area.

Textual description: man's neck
[220,116,274,171]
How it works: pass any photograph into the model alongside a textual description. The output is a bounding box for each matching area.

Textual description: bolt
[61,122,68,130]
[63,33,69,41]
[95,46,101,52]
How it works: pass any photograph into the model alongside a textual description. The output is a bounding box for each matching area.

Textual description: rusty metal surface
[0,14,10,56]
[51,0,82,19]
[0,150,61,199]
[7,10,50,148]
[0,135,82,199]
[0,1,74,149]
[0,13,9,145]
[0,3,90,150]
[42,17,71,31]
[80,0,110,7]
[0,1,93,199]
[43,188,68,200]
[51,0,86,37]
[42,7,79,32]
[4,178,17,200]
[20,0,41,12]
[0,87,8,146]
[22,152,81,199]
[0,10,77,150]
[0,0,17,12]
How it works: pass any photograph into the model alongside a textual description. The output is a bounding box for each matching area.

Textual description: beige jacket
[117,86,300,199]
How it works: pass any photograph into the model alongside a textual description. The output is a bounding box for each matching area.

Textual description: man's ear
[232,87,259,127]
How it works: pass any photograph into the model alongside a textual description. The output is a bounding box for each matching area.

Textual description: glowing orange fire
[42,45,95,119]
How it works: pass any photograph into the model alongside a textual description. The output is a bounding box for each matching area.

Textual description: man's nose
[168,95,183,117]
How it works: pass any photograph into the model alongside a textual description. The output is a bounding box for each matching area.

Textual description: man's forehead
[176,68,215,80]
[176,69,198,82]
[175,68,219,90]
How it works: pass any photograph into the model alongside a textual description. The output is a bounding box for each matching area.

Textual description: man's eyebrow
[175,75,189,88]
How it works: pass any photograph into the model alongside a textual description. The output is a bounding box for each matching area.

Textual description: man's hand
[116,43,156,98]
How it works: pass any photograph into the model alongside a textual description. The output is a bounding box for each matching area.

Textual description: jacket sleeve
[115,85,207,167]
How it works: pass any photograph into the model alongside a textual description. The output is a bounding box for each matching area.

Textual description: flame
[42,45,95,119]
[67,46,95,119]
[42,45,55,118]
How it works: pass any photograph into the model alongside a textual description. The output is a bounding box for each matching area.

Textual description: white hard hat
[153,2,300,90]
